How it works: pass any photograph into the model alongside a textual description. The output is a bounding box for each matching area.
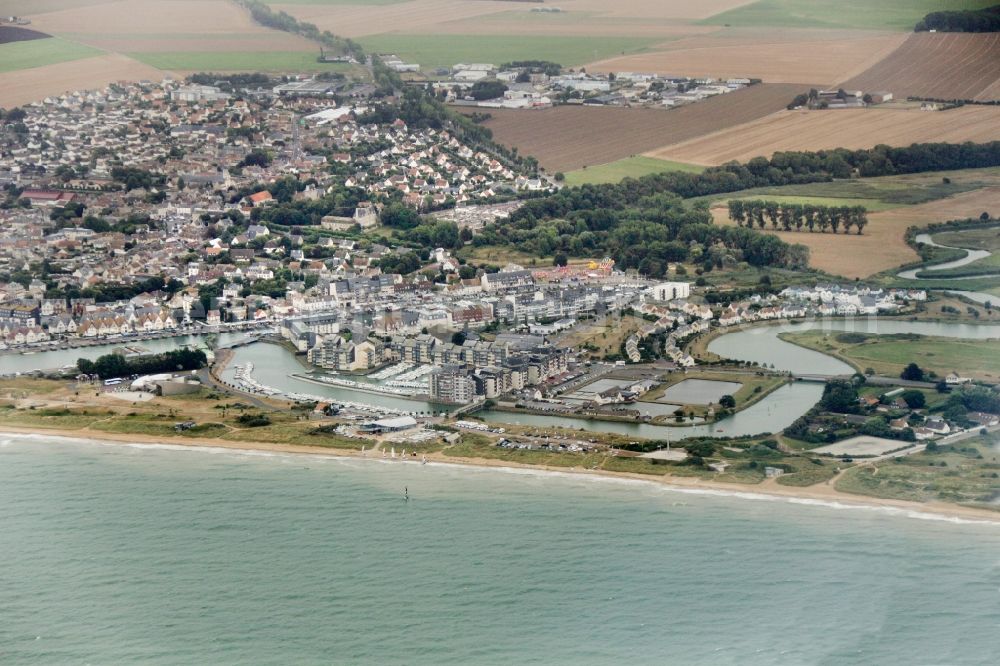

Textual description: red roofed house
[246,191,274,207]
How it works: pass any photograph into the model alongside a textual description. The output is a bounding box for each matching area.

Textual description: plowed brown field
[470,83,805,172]
[840,33,1000,102]
[0,53,162,108]
[711,187,1000,278]
[586,29,906,86]
[649,107,1000,166]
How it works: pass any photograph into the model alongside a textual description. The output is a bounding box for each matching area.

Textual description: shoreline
[3,425,998,525]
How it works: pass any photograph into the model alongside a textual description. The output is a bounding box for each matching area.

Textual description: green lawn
[128,51,356,72]
[356,34,659,70]
[563,156,704,186]
[780,330,1000,380]
[701,0,998,31]
[934,226,1000,252]
[0,37,102,73]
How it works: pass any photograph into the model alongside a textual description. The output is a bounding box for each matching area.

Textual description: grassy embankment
[0,381,372,450]
[835,435,1000,508]
[779,330,1000,380]
[445,432,841,487]
[639,370,788,417]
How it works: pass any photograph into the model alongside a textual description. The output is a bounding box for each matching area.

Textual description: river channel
[897,229,1000,304]
[1,331,251,376]
[8,319,1000,442]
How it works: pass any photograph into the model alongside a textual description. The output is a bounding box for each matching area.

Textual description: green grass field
[934,226,1000,252]
[356,34,659,70]
[686,167,1000,209]
[701,0,998,31]
[835,436,1000,507]
[563,156,704,186]
[914,225,1000,278]
[0,37,101,73]
[780,330,1000,380]
[128,51,356,72]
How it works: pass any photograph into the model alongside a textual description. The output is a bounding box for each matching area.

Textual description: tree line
[236,1,363,59]
[915,5,1000,32]
[728,200,869,234]
[471,142,1000,278]
[77,349,207,380]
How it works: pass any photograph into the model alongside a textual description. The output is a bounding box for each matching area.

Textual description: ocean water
[1,434,999,665]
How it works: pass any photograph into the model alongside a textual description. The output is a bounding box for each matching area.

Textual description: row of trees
[915,5,1000,32]
[77,349,207,380]
[236,1,363,59]
[728,200,869,234]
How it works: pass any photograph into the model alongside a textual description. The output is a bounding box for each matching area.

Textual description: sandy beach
[2,425,997,524]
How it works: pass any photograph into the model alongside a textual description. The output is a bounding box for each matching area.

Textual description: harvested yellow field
[587,29,906,85]
[839,33,1000,102]
[30,0,315,51]
[0,53,163,108]
[711,187,1000,278]
[649,107,1000,166]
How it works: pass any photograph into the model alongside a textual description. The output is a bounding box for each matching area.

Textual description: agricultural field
[562,157,703,186]
[779,330,1000,380]
[269,0,530,38]
[0,26,52,44]
[648,106,1000,166]
[28,0,318,52]
[840,33,1000,102]
[127,51,355,74]
[0,52,163,108]
[356,33,659,71]
[588,28,905,86]
[712,185,1000,279]
[471,83,802,172]
[273,0,756,39]
[700,0,999,32]
[0,36,100,73]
